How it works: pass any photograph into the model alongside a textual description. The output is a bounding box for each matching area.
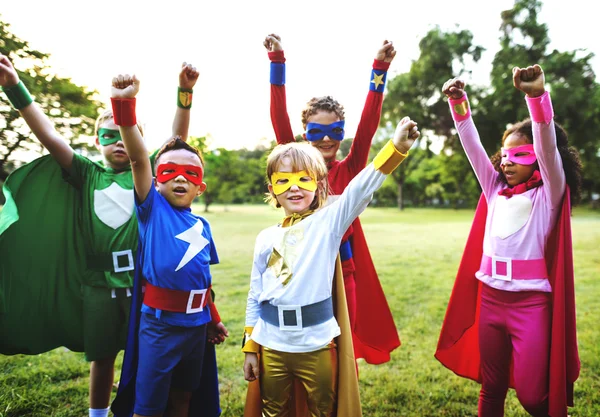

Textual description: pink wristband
[526,91,554,124]
[110,98,137,126]
[448,94,471,122]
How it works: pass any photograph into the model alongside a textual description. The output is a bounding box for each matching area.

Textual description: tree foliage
[0,18,101,181]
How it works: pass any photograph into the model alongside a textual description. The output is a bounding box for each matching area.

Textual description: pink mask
[500,144,537,166]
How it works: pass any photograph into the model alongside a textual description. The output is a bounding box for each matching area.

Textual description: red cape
[435,192,580,417]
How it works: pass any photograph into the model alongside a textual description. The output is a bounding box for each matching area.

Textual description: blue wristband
[369,69,387,93]
[270,62,285,85]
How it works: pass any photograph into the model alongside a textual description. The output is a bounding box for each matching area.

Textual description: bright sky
[1,0,597,152]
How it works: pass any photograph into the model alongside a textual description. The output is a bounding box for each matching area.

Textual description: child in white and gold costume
[242,116,419,417]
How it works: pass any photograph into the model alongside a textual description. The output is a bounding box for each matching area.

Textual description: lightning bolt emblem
[174,220,210,272]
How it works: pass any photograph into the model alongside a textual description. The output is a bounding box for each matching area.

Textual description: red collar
[498,170,542,198]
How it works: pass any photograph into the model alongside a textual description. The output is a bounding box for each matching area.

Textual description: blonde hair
[94,109,145,137]
[265,142,330,210]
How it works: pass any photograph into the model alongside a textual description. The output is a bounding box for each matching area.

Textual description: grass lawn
[1,205,599,416]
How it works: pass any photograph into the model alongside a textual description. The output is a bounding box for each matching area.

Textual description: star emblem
[174,220,210,271]
[371,72,385,90]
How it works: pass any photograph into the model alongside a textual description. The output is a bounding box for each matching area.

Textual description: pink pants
[478,284,551,417]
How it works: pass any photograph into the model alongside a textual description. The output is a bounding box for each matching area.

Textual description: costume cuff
[268,50,286,63]
[270,62,285,85]
[373,140,408,174]
[370,68,387,93]
[241,326,261,353]
[177,87,193,109]
[373,59,390,71]
[448,94,471,122]
[111,98,137,126]
[2,81,33,110]
[526,91,553,124]
[209,302,221,324]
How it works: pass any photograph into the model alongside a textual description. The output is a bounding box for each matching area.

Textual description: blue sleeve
[202,218,219,265]
[135,186,157,229]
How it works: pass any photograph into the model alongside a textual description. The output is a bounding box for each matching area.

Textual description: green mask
[98,128,122,146]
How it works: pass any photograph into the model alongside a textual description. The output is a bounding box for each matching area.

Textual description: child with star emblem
[263,33,400,367]
[242,115,419,417]
[435,65,582,417]
[108,73,227,417]
[0,54,209,417]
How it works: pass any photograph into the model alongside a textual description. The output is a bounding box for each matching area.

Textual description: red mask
[156,163,204,185]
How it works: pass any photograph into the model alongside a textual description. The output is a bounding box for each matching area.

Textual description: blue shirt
[136,187,219,327]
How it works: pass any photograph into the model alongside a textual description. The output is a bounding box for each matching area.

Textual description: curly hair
[489,119,583,205]
[265,142,330,210]
[300,96,345,129]
[155,137,204,174]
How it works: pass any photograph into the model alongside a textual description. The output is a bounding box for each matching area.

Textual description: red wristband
[373,59,390,71]
[111,97,137,126]
[268,50,286,63]
[209,302,221,324]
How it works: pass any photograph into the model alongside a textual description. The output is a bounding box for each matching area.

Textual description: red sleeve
[342,59,390,178]
[268,51,295,144]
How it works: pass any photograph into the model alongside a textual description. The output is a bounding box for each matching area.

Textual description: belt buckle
[186,289,207,314]
[492,256,512,281]
[277,305,302,331]
[113,249,134,273]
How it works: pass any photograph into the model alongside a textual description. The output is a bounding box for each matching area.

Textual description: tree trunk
[397,181,404,211]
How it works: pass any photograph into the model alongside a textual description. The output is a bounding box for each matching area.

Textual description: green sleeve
[63,153,94,189]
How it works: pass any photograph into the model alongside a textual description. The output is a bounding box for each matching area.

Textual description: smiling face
[268,156,316,216]
[501,133,537,187]
[155,148,206,209]
[95,119,130,170]
[304,111,342,163]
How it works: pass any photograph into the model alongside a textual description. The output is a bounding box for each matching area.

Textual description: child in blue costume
[109,73,228,417]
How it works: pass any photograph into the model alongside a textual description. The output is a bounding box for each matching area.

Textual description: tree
[0,18,101,182]
[380,26,484,209]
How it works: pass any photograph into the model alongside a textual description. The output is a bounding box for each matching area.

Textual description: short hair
[300,96,345,130]
[490,118,583,205]
[155,137,204,173]
[265,142,330,210]
[94,109,145,137]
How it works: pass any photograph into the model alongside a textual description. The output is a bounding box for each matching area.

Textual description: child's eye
[186,170,199,177]
[300,176,312,182]
[102,134,115,139]
[276,179,289,185]
[162,169,175,175]
[308,128,322,134]
[515,152,530,157]
[332,127,343,134]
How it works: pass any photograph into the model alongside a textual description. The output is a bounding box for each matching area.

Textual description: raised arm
[513,65,565,208]
[0,54,73,169]
[344,40,396,176]
[264,33,295,144]
[171,62,199,142]
[110,74,153,201]
[442,77,498,199]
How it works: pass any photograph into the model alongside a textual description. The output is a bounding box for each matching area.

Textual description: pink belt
[480,254,548,281]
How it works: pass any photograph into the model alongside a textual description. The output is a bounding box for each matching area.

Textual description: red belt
[480,254,548,281]
[143,280,209,314]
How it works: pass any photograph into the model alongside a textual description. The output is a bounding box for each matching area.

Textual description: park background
[1,0,599,415]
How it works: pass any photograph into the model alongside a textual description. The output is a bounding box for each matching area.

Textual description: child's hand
[243,353,260,381]
[0,54,19,88]
[513,64,545,98]
[179,62,199,90]
[111,74,140,99]
[376,40,396,63]
[442,78,466,100]
[207,321,229,345]
[393,116,420,154]
[263,33,283,52]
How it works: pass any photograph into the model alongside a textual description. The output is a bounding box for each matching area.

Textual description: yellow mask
[271,170,318,195]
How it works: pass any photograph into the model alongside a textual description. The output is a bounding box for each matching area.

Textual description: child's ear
[197,182,207,196]
[267,183,274,195]
[94,136,101,149]
[302,133,307,142]
[154,177,159,189]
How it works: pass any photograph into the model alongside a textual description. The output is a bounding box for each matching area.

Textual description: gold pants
[260,343,338,417]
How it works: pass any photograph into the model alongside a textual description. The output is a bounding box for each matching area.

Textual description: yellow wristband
[241,326,261,353]
[373,140,408,174]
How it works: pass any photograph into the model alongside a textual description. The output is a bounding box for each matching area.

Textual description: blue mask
[305,120,345,142]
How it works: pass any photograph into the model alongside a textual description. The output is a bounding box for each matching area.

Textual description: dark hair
[155,137,204,173]
[301,96,345,129]
[490,119,583,205]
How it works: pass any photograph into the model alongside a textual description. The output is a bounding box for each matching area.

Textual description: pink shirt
[452,93,565,292]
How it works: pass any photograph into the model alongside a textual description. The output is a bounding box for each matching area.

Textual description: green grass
[1,205,599,416]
